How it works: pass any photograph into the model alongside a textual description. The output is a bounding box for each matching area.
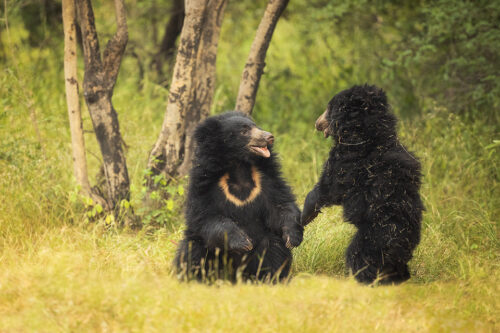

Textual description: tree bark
[235,0,289,115]
[147,0,208,181]
[62,0,92,196]
[177,0,227,177]
[76,0,130,211]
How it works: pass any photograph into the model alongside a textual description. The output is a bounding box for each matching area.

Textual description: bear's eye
[241,125,251,135]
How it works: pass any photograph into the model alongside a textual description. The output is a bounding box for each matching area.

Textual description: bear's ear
[363,84,388,110]
[194,117,222,145]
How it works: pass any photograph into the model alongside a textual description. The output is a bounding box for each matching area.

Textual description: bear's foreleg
[302,159,344,226]
[199,217,253,253]
[276,203,303,249]
[266,201,303,249]
[302,185,324,225]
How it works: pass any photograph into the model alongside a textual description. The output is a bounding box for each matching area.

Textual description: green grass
[1,2,499,331]
[0,228,497,332]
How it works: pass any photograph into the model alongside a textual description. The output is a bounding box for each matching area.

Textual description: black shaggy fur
[302,85,423,285]
[174,112,303,282]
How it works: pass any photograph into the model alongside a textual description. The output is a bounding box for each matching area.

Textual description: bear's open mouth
[250,145,270,158]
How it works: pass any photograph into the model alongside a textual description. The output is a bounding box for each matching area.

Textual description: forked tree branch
[74,0,131,213]
[103,0,128,86]
[77,0,102,77]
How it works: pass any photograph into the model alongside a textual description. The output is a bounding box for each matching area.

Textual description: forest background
[0,0,498,331]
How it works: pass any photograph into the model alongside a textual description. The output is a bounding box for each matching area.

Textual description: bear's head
[315,84,397,146]
[194,111,274,163]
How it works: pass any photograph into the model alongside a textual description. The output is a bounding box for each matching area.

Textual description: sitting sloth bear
[302,85,423,285]
[175,111,303,282]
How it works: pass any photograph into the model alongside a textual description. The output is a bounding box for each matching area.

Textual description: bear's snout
[250,128,274,145]
[315,110,330,138]
[263,131,274,145]
[249,128,274,158]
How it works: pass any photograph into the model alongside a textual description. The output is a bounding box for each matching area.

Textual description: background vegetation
[0,0,498,331]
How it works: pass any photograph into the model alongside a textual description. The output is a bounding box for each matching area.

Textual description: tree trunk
[62,0,92,196]
[235,0,289,115]
[76,0,130,211]
[177,0,227,177]
[147,0,208,181]
[152,0,185,76]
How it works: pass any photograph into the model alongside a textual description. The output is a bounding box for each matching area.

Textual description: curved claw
[244,238,253,251]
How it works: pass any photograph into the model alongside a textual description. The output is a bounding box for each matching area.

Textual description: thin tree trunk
[235,0,289,115]
[177,0,227,176]
[62,0,91,196]
[147,0,208,180]
[76,0,130,211]
[152,0,184,76]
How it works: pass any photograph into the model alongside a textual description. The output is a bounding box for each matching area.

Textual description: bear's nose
[263,132,274,145]
[315,110,328,131]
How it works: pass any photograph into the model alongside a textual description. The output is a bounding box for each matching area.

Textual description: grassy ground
[0,89,498,331]
[0,227,497,332]
[1,2,499,332]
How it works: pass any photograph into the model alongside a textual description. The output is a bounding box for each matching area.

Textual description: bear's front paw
[301,208,320,226]
[301,189,321,226]
[228,229,253,253]
[282,225,303,249]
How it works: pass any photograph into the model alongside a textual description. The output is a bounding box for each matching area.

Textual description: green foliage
[0,0,498,330]
[138,169,186,230]
[395,0,500,117]
[279,0,500,119]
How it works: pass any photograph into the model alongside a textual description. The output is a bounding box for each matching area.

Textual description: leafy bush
[395,0,500,118]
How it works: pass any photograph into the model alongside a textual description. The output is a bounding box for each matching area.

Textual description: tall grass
[0,1,498,331]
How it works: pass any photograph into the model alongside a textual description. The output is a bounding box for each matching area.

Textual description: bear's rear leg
[346,230,411,285]
[244,235,292,282]
[346,230,379,284]
[174,238,210,281]
[175,238,246,282]
[378,263,410,285]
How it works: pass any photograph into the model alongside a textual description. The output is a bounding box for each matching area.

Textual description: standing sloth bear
[302,85,423,285]
[175,112,303,282]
